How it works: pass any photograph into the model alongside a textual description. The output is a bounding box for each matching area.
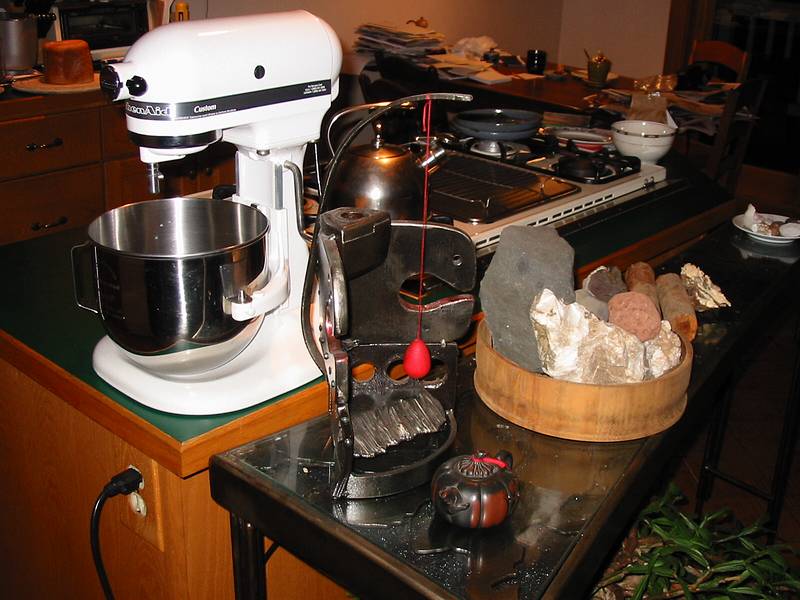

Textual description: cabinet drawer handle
[26,137,64,152]
[31,216,68,231]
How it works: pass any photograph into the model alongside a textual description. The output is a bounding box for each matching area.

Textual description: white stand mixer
[94,11,341,414]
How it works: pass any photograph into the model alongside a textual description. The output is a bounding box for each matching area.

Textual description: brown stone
[608,291,662,342]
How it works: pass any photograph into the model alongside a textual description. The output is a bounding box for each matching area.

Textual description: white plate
[732,213,800,244]
[571,69,620,83]
[540,126,614,151]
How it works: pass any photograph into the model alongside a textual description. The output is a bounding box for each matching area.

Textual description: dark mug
[526,49,547,74]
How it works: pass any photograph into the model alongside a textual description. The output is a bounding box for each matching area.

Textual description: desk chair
[688,39,749,83]
[704,77,766,201]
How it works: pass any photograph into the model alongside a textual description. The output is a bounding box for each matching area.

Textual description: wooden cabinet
[0,99,106,243]
[0,92,235,242]
[0,109,102,180]
[0,347,348,600]
[0,164,105,246]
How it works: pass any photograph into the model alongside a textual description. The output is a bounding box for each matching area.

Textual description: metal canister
[0,13,38,74]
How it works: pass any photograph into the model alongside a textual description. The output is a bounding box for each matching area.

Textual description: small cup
[587,59,611,87]
[526,49,547,75]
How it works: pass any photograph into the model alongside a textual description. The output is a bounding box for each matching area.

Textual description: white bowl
[611,120,677,164]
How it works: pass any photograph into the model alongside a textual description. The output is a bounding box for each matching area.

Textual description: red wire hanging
[417,96,433,334]
[403,96,434,379]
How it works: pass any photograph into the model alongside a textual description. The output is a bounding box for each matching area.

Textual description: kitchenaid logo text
[124,80,332,121]
[125,102,171,118]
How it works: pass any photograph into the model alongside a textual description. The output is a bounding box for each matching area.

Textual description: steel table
[210,224,800,599]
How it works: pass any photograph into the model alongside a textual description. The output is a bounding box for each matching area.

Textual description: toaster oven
[53,0,151,60]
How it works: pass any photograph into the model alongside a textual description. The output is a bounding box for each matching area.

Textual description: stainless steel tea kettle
[323,102,452,221]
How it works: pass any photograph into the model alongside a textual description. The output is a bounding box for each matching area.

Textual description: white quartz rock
[680,263,731,310]
[741,203,758,229]
[530,289,646,384]
[644,321,683,379]
[780,222,800,237]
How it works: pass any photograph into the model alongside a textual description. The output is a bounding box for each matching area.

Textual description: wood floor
[668,163,800,561]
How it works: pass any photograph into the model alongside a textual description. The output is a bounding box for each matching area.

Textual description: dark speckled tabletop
[210,224,800,599]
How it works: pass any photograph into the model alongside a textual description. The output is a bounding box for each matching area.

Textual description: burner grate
[430,153,579,224]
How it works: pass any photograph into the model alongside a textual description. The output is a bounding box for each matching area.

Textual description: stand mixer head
[101,10,341,198]
[73,11,342,415]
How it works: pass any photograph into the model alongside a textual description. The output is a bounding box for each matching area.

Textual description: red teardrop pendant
[403,337,431,379]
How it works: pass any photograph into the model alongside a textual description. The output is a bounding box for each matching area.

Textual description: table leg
[229,514,267,600]
[696,376,736,516]
[766,313,800,538]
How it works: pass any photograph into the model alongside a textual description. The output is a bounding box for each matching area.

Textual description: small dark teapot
[431,450,519,528]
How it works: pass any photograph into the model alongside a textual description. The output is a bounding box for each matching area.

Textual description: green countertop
[0,226,320,442]
[0,155,731,443]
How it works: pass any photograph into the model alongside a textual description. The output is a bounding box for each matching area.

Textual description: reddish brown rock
[656,273,698,341]
[608,291,662,342]
[624,262,661,315]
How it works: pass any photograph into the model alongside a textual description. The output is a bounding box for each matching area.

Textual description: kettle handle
[325,93,473,155]
[325,101,399,155]
[71,241,99,314]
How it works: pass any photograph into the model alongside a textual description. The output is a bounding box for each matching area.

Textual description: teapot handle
[495,450,513,470]
[324,93,473,155]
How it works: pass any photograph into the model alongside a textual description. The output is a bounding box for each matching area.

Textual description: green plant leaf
[726,586,768,596]
[632,571,650,600]
[594,485,800,600]
[745,564,769,587]
[712,559,746,573]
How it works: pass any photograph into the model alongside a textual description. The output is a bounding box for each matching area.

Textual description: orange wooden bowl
[473,320,692,442]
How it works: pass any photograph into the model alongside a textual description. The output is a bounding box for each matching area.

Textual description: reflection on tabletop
[227,359,642,599]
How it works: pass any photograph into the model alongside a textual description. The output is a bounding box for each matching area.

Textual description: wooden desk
[372,64,633,114]
[437,70,633,114]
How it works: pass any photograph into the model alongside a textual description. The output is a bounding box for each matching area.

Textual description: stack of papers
[468,69,512,85]
[354,22,446,56]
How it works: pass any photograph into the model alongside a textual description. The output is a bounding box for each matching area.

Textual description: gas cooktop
[428,153,580,225]
[426,131,667,253]
[451,158,667,254]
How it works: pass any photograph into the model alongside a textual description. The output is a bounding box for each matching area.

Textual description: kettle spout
[419,140,447,170]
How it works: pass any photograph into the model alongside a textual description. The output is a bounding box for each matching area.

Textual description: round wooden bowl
[473,320,692,442]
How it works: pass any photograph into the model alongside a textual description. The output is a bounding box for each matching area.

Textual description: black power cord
[90,467,144,600]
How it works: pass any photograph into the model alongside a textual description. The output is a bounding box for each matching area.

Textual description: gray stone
[480,226,575,372]
[582,265,627,302]
[575,288,609,321]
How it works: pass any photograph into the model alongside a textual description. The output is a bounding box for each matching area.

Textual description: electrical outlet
[117,455,164,551]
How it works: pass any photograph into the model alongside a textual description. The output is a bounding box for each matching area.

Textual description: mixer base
[92,308,321,415]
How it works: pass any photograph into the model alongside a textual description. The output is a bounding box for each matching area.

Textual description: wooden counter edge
[0,330,330,479]
[576,197,738,280]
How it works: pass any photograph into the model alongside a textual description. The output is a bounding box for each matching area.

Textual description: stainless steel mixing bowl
[73,197,270,376]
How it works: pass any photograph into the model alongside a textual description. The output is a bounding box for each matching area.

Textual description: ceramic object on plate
[541,126,613,152]
[611,120,676,164]
[732,213,800,245]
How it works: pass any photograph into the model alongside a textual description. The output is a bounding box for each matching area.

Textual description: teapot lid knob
[372,121,385,149]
